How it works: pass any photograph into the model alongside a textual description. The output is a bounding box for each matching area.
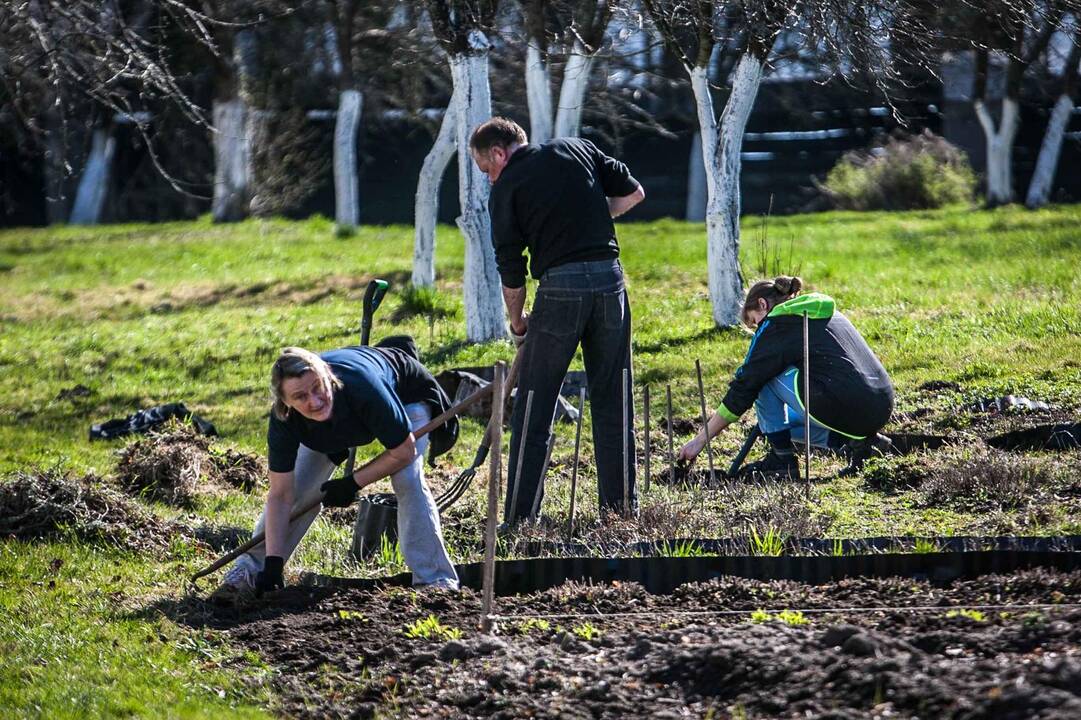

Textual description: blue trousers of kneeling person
[754,366,832,449]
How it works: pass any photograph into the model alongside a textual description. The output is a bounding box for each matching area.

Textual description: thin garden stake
[803,310,812,496]
[665,384,675,484]
[695,359,716,483]
[567,387,585,539]
[622,367,630,515]
[643,384,651,492]
[507,389,534,523]
[481,361,504,633]
[529,408,558,520]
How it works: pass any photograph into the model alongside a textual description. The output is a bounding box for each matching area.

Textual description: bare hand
[511,312,529,336]
[677,436,704,465]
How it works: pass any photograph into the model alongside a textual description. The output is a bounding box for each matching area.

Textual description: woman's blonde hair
[741,275,803,326]
[270,347,343,420]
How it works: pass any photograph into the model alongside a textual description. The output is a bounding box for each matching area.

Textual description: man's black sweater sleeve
[718,322,796,422]
[590,141,640,198]
[489,182,528,289]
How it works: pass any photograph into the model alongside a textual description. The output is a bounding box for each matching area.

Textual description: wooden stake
[803,310,812,497]
[643,384,651,492]
[481,361,504,632]
[507,389,534,523]
[622,367,630,515]
[695,359,716,484]
[666,384,675,485]
[567,387,585,539]
[529,409,557,520]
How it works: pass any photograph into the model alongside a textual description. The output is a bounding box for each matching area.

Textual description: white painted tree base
[333,89,363,231]
[414,99,457,288]
[70,126,116,225]
[1026,93,1072,209]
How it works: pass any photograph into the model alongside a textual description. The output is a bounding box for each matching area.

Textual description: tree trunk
[525,43,554,144]
[974,97,1020,206]
[553,44,594,138]
[690,54,762,327]
[685,130,706,222]
[333,88,363,232]
[413,98,457,288]
[449,38,506,342]
[69,125,116,225]
[211,97,252,222]
[1025,93,1073,209]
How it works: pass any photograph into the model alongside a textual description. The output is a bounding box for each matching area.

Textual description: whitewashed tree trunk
[690,54,763,327]
[525,43,554,144]
[413,99,457,288]
[553,45,594,138]
[69,126,116,225]
[685,131,706,222]
[212,98,252,222]
[333,88,363,231]
[1025,93,1073,208]
[449,36,506,342]
[974,97,1020,206]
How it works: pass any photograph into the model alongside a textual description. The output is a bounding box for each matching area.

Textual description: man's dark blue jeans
[505,259,636,522]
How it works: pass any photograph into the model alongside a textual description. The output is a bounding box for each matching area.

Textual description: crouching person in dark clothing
[678,276,894,479]
[212,345,459,602]
[469,117,646,523]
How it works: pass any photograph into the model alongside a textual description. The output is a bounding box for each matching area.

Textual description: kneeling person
[215,345,459,599]
[679,276,894,478]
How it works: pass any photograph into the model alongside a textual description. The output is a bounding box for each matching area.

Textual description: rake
[433,344,525,513]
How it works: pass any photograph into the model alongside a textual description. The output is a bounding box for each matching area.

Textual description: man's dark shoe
[838,433,893,477]
[738,450,799,480]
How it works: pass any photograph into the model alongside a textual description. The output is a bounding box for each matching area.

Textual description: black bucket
[350,493,398,561]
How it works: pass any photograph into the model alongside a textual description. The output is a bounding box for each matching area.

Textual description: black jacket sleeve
[719,320,798,421]
[589,140,640,198]
[489,181,528,289]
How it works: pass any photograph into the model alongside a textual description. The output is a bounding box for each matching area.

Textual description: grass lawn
[1,205,1079,717]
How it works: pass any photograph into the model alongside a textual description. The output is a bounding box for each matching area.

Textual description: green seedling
[750,609,810,626]
[572,622,600,641]
[516,618,551,635]
[660,539,708,557]
[831,539,845,557]
[403,614,462,641]
[376,534,405,568]
[338,610,366,622]
[913,538,941,554]
[946,608,986,622]
[749,526,785,556]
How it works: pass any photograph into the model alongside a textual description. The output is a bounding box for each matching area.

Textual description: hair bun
[774,275,802,295]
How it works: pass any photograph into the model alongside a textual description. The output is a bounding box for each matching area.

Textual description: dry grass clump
[865,442,1069,511]
[0,467,186,553]
[115,422,265,505]
[715,480,831,539]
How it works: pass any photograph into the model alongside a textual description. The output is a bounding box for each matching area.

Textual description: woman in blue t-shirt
[212,345,459,601]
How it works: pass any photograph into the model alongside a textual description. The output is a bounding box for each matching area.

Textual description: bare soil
[186,569,1081,719]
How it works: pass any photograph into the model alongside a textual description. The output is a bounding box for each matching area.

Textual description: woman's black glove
[255,556,285,596]
[320,475,359,507]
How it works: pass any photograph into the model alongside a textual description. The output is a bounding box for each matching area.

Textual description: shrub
[819,130,977,210]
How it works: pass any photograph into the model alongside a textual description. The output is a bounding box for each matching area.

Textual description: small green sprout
[572,622,600,641]
[946,608,986,622]
[749,608,810,626]
[516,618,551,635]
[403,614,462,640]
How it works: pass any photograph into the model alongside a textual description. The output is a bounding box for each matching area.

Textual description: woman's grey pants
[239,402,459,587]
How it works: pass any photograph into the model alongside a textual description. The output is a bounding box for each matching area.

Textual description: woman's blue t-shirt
[266,347,412,473]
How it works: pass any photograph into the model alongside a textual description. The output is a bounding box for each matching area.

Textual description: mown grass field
[1,205,1080,717]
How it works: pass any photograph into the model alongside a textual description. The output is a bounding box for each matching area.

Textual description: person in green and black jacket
[678,276,894,478]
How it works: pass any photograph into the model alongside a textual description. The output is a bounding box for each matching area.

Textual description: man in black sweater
[469,117,645,522]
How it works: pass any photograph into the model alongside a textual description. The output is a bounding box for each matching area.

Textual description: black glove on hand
[255,555,285,596]
[320,475,360,508]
